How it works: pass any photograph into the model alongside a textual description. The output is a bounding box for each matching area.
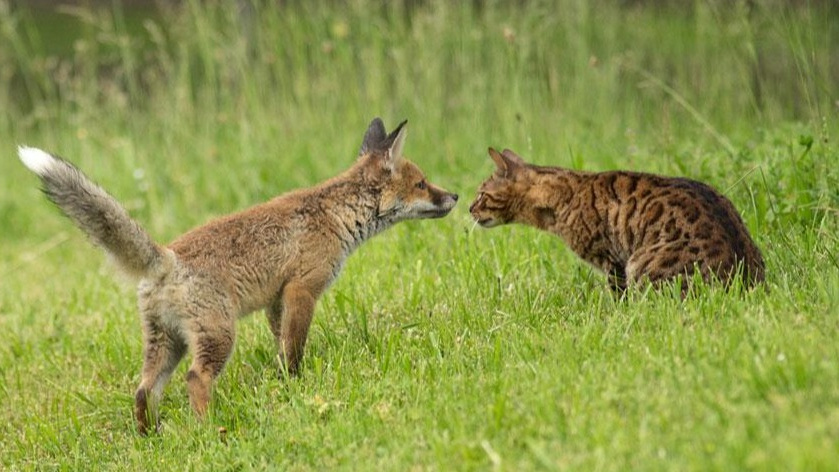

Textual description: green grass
[1,0,838,470]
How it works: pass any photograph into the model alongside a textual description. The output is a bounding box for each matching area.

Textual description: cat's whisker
[468,219,479,234]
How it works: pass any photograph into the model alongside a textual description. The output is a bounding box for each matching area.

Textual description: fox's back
[168,199,301,268]
[163,193,339,310]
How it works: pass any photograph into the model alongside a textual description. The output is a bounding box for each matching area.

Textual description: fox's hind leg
[184,312,235,418]
[134,316,187,435]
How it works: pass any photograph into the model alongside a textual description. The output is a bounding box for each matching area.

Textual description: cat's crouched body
[470,148,765,293]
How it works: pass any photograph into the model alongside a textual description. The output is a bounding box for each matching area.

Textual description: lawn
[1,1,837,470]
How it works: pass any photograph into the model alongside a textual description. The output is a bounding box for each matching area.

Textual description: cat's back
[594,170,764,285]
[617,172,751,241]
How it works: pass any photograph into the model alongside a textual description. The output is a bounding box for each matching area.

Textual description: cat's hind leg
[607,265,628,296]
[626,241,699,294]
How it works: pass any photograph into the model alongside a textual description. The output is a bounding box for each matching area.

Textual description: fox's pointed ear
[385,120,408,162]
[360,117,387,156]
[488,147,521,177]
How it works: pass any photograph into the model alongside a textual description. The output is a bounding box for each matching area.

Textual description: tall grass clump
[1,0,837,470]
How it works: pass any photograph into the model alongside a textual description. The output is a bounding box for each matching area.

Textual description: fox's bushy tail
[19,146,171,278]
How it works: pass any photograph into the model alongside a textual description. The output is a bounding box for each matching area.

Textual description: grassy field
[1,0,838,469]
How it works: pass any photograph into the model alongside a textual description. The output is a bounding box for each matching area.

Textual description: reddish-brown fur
[21,119,458,434]
[469,148,764,293]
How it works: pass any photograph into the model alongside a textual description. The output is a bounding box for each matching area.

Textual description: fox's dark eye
[415,180,427,190]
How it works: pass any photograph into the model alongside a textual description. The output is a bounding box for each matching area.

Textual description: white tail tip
[18,146,57,176]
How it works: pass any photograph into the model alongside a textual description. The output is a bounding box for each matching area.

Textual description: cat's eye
[415,180,427,190]
[482,193,505,210]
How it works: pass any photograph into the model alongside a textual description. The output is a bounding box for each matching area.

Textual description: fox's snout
[433,185,459,205]
[419,185,458,219]
[438,189,459,215]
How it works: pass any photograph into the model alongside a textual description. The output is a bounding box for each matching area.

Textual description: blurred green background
[1,1,837,470]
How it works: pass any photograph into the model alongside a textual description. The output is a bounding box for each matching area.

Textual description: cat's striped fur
[469,148,764,293]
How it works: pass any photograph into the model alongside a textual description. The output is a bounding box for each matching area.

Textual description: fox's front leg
[266,296,284,346]
[269,282,318,376]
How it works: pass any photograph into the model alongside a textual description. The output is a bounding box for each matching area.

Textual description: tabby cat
[469,148,765,293]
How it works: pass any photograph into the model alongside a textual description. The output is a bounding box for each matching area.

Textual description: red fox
[19,118,458,434]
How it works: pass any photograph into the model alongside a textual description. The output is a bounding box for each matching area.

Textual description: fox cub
[19,118,458,434]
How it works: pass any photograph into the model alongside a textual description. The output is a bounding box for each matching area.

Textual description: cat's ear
[488,147,520,177]
[360,117,387,156]
[501,149,525,165]
[489,147,506,171]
